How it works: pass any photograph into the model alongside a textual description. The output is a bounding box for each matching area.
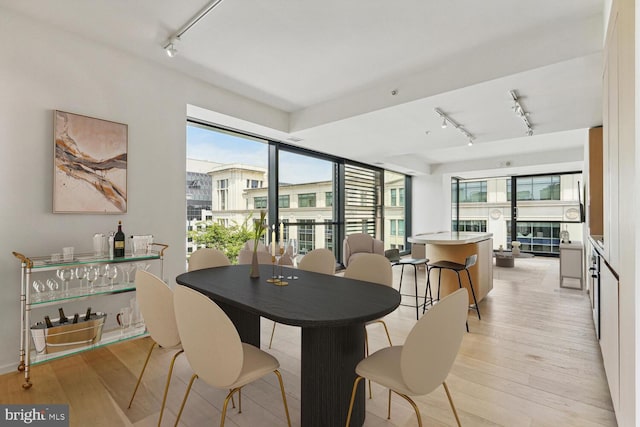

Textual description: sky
[187,124,333,184]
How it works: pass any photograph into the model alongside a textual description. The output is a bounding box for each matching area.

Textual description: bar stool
[422,254,481,331]
[392,257,428,320]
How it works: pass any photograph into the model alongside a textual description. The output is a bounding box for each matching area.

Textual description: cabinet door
[600,263,619,414]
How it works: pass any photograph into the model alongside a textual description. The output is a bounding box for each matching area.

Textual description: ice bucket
[30,312,107,354]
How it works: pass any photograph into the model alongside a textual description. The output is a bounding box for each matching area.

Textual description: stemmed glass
[106,265,119,289]
[86,266,99,293]
[287,239,299,280]
[56,268,74,297]
[122,263,136,284]
[98,264,110,287]
[32,280,46,302]
[135,262,150,275]
[75,266,86,291]
[46,278,59,298]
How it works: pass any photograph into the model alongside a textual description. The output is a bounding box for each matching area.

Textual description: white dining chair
[128,270,183,427]
[345,288,468,427]
[188,247,230,271]
[173,285,291,427]
[344,253,394,348]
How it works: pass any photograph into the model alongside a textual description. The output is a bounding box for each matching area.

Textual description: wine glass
[106,265,119,289]
[122,263,136,284]
[86,266,99,293]
[287,239,299,280]
[97,264,109,287]
[46,278,59,297]
[32,280,45,301]
[57,268,74,296]
[75,266,86,291]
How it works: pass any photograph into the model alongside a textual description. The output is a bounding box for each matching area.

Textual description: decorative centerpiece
[250,211,267,278]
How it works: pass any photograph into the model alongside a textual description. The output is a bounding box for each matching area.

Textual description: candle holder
[266,253,288,286]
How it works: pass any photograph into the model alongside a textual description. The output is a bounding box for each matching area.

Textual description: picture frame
[53,110,128,213]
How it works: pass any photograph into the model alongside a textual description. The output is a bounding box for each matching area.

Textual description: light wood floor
[1,257,617,426]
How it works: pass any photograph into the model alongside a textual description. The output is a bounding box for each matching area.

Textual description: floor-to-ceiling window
[186,121,410,264]
[451,172,583,255]
[278,149,337,259]
[384,171,407,250]
[185,123,268,261]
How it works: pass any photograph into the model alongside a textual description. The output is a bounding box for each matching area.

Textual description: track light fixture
[510,90,533,136]
[164,41,178,57]
[162,0,225,58]
[434,108,476,146]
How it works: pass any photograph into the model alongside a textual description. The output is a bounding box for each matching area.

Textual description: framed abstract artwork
[53,110,128,213]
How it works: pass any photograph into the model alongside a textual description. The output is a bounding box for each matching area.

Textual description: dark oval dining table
[175,263,401,427]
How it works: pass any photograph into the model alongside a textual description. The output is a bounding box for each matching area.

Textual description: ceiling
[1,0,604,174]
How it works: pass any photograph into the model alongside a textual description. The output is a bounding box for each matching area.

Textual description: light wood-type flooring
[0,256,617,426]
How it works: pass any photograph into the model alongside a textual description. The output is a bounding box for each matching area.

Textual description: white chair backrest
[237,249,274,265]
[135,271,181,348]
[344,253,392,287]
[465,254,478,269]
[243,239,268,252]
[173,285,244,388]
[401,288,468,395]
[298,248,336,275]
[188,248,231,272]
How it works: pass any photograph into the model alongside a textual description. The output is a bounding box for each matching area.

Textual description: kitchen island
[408,232,494,304]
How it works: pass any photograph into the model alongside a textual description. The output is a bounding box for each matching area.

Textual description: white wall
[0,7,287,373]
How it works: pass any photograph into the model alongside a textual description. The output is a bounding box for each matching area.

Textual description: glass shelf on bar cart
[29,281,138,306]
[28,251,161,270]
[30,324,148,366]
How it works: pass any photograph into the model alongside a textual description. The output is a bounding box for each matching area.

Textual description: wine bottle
[58,308,68,324]
[84,307,92,321]
[44,315,53,328]
[114,221,125,257]
[72,313,79,324]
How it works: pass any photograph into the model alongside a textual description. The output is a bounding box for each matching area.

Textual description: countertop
[408,231,493,245]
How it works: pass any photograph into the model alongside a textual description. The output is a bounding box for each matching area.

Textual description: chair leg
[387,389,392,419]
[423,266,434,314]
[274,369,292,427]
[268,321,277,349]
[412,264,419,320]
[158,349,184,427]
[220,387,240,427]
[442,381,462,427]
[174,374,198,427]
[238,387,242,413]
[363,328,372,399]
[373,320,393,347]
[391,390,423,427]
[345,376,364,427]
[398,264,405,294]
[465,268,481,320]
[128,341,156,409]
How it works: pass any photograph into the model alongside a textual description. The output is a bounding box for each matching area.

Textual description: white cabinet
[559,241,583,289]
[600,262,619,414]
[13,245,167,389]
